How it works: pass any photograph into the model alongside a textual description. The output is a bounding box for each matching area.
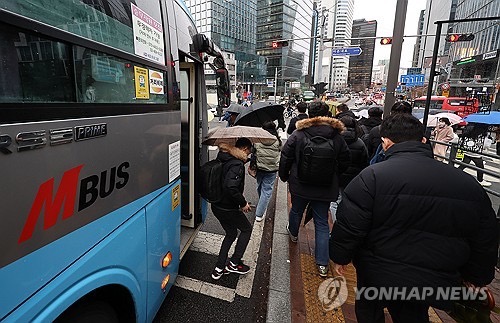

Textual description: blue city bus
[0,0,229,321]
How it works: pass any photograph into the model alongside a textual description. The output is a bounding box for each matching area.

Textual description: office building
[348,19,377,92]
[412,10,425,68]
[185,0,265,92]
[256,0,314,95]
[316,0,354,90]
[447,0,500,105]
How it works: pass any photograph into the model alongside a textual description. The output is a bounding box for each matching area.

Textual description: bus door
[179,62,197,228]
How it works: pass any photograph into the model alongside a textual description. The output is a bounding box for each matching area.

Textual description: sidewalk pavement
[266,177,500,323]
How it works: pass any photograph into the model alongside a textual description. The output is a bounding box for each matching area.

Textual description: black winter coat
[214,144,248,209]
[339,128,368,188]
[279,116,351,201]
[330,141,498,309]
[335,110,356,120]
[366,124,382,159]
[286,113,308,134]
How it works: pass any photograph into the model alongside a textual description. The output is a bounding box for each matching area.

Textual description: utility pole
[383,0,408,117]
[329,0,338,91]
[315,7,327,84]
[308,2,318,85]
[274,67,278,103]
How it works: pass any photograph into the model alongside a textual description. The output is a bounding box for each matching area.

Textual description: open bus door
[179,62,197,228]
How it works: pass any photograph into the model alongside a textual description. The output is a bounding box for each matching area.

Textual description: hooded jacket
[214,144,248,209]
[279,116,351,201]
[330,141,498,309]
[339,127,368,188]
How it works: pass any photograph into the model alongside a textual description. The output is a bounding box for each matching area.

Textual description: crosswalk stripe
[176,216,266,301]
[175,275,235,302]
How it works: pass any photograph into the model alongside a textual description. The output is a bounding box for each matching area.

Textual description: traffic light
[312,82,328,97]
[272,40,289,48]
[445,34,475,42]
[380,38,393,45]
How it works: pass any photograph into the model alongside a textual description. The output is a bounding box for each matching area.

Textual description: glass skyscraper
[185,0,265,86]
[348,19,377,92]
[256,0,314,94]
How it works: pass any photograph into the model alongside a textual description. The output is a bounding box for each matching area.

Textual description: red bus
[413,96,479,117]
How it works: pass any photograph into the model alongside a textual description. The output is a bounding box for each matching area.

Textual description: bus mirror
[216,68,230,108]
[193,34,218,57]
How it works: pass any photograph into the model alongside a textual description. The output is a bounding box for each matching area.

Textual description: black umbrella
[233,102,285,127]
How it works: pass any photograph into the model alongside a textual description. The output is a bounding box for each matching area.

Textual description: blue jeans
[288,195,330,266]
[329,189,343,222]
[255,171,277,217]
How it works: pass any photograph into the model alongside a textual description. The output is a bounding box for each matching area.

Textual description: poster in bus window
[149,70,164,94]
[131,3,165,65]
[134,66,150,99]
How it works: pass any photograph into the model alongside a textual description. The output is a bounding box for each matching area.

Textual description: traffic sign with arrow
[331,47,363,56]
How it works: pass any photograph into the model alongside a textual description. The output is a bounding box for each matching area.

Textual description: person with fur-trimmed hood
[279,101,350,277]
[211,138,253,280]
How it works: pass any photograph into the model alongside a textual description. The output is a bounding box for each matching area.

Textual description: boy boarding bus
[0,0,229,321]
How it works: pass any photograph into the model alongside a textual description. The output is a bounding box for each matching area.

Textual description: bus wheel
[55,300,119,323]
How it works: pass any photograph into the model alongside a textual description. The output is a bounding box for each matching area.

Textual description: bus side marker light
[162,252,172,268]
[161,274,170,290]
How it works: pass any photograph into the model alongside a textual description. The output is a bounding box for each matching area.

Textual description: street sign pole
[383,0,408,117]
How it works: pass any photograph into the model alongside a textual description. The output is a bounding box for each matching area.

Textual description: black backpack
[199,159,224,203]
[298,131,337,186]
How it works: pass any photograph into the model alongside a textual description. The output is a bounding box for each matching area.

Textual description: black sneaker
[225,261,250,275]
[211,267,228,280]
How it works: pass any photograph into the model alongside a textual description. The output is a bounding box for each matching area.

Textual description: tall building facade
[185,0,264,90]
[256,0,314,94]
[318,0,354,90]
[348,19,377,92]
[412,10,425,68]
[447,0,500,105]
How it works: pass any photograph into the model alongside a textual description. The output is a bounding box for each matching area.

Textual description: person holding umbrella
[202,126,277,280]
[431,117,455,161]
[210,137,253,280]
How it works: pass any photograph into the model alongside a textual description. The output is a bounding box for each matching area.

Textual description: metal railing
[430,138,500,267]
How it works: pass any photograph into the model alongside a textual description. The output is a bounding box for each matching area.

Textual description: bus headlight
[162,251,172,268]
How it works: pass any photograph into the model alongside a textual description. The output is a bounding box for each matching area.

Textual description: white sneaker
[480,180,492,187]
[255,211,266,222]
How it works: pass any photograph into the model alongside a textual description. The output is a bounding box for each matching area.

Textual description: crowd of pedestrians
[206,98,498,322]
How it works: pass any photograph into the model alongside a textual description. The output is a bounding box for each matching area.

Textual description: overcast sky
[353,0,427,68]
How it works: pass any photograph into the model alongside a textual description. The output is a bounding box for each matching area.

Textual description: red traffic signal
[272,40,289,48]
[380,38,393,45]
[445,34,475,42]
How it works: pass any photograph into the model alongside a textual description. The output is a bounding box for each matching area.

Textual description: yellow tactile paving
[300,253,443,323]
[300,254,345,322]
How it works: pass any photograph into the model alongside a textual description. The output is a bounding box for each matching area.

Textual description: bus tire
[55,300,119,323]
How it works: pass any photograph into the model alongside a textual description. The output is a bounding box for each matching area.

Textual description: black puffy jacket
[279,116,351,201]
[330,141,498,308]
[213,144,248,210]
[339,128,368,188]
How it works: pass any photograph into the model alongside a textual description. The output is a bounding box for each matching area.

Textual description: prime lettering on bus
[18,162,130,243]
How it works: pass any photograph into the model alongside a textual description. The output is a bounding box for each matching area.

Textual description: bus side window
[0,23,74,103]
[73,47,167,104]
